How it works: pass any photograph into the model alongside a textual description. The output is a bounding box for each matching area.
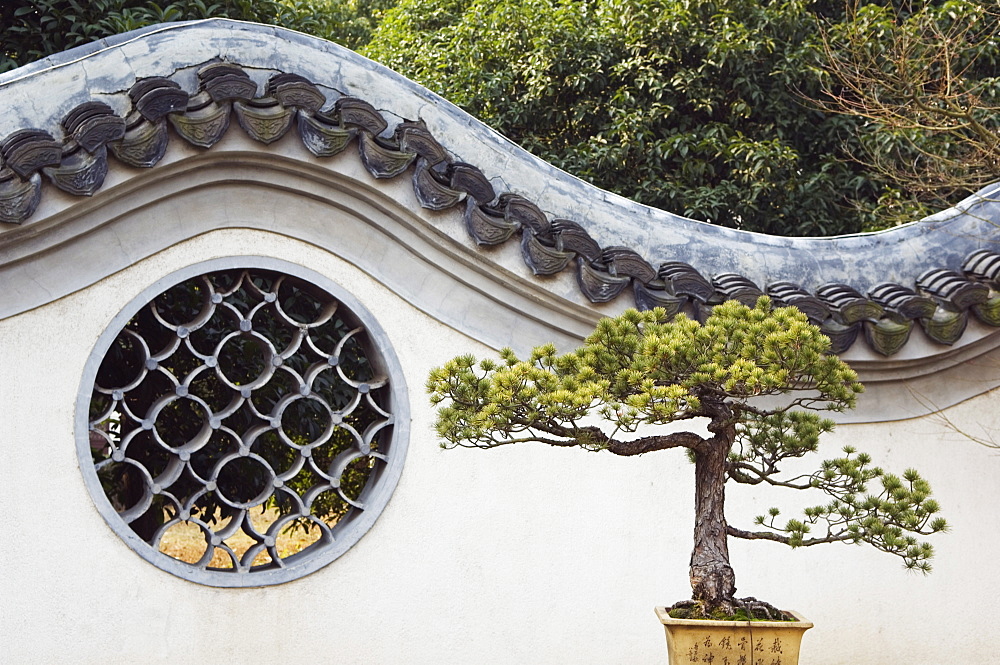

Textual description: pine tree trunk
[689,438,736,612]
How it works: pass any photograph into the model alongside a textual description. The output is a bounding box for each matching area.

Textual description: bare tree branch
[727,525,853,547]
[808,1,1000,222]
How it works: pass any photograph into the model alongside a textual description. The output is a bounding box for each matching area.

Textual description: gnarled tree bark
[689,436,736,613]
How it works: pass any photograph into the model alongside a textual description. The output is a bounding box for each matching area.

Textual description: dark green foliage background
[364,0,995,236]
[3,1,994,236]
[0,0,392,68]
[367,0,873,236]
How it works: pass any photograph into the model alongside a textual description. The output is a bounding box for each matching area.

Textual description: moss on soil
[667,599,795,622]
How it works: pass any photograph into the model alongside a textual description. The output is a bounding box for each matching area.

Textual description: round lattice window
[77,259,408,587]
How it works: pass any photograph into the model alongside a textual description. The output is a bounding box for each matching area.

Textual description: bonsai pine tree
[427,297,947,617]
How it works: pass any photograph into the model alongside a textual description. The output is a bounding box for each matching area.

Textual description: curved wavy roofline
[2,20,997,267]
[2,19,1000,391]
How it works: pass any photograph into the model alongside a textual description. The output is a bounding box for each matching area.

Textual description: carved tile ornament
[2,61,1000,356]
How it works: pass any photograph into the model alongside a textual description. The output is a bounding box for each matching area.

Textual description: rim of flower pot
[655,607,814,629]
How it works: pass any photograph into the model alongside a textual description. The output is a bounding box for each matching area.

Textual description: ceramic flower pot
[655,606,813,665]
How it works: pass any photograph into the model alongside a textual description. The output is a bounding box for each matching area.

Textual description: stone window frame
[75,255,409,587]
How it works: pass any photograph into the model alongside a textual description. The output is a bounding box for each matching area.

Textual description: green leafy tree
[427,298,946,616]
[366,0,918,236]
[0,0,395,72]
[7,1,993,236]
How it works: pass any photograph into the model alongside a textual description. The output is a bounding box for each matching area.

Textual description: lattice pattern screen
[82,265,405,586]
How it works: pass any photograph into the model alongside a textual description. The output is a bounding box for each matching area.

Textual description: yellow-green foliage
[427,297,861,449]
[428,297,946,571]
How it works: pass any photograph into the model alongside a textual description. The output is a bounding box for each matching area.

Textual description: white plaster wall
[1,229,998,664]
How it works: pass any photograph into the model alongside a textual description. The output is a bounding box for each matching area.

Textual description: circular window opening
[78,260,408,587]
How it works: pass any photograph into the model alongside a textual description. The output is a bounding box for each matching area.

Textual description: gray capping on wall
[2,19,1000,422]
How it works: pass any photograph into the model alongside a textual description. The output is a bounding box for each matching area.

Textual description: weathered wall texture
[2,229,998,664]
[1,20,999,665]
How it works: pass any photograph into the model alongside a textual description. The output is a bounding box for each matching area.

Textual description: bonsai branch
[727,525,854,547]
[481,428,706,456]
[726,462,813,489]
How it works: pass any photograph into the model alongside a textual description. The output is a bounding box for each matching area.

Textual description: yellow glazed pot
[655,607,813,665]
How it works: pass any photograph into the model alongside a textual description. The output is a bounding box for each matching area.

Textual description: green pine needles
[428,297,946,610]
